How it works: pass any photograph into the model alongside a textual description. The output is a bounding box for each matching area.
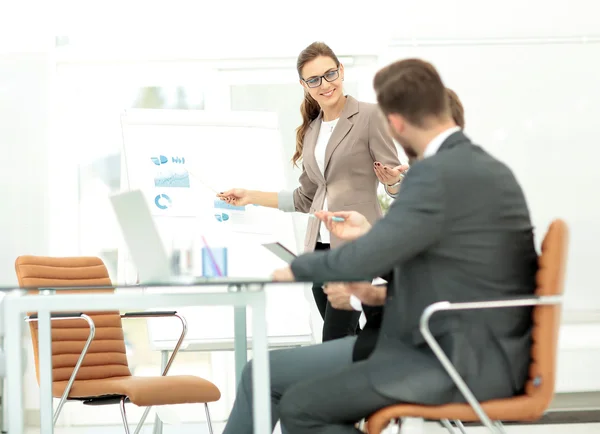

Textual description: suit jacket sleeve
[291,163,318,213]
[368,106,401,168]
[291,164,445,281]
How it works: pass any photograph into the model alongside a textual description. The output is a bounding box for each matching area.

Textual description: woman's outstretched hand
[373,162,409,186]
[217,189,252,207]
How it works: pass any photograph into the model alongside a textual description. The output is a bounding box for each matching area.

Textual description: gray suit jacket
[291,131,538,404]
[278,95,400,251]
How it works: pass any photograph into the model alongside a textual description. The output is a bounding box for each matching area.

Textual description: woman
[217,41,402,342]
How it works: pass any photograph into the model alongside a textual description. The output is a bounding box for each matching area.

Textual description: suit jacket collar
[437,130,471,153]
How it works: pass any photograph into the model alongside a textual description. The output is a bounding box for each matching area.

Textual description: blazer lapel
[324,95,360,173]
[303,112,325,182]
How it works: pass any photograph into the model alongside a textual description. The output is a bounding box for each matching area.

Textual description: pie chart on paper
[154,194,172,210]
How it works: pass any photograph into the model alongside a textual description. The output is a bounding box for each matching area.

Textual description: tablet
[262,242,297,264]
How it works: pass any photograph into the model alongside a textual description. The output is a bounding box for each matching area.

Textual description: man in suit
[223,58,538,434]
[329,86,468,317]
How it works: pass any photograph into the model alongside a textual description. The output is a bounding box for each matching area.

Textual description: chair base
[62,394,215,434]
[439,418,506,434]
[114,396,214,434]
[370,417,506,434]
[120,397,131,434]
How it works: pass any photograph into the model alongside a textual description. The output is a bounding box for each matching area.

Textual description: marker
[309,214,345,222]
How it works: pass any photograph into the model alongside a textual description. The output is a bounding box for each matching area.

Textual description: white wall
[54,0,392,60]
[382,0,600,312]
[0,51,52,285]
[390,0,599,39]
[0,28,55,415]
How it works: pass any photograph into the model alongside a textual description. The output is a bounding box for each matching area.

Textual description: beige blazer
[282,95,400,252]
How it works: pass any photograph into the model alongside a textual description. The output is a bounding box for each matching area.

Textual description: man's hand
[323,283,353,311]
[346,282,387,306]
[314,210,372,241]
[272,266,295,282]
[373,162,410,186]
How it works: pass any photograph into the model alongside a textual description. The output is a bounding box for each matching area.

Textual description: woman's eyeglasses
[302,69,340,88]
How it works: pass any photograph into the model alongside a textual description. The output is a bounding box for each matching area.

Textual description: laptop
[109,189,269,285]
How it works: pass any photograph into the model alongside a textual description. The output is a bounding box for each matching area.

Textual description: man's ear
[387,113,404,134]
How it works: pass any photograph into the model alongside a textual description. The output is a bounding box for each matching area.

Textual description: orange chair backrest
[524,219,569,415]
[15,256,132,388]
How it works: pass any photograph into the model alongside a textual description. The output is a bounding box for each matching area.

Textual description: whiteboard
[121,110,283,228]
[382,41,600,311]
[119,109,312,343]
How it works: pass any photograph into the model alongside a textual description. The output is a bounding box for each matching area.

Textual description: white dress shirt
[350,277,386,330]
[314,118,338,244]
[422,126,461,158]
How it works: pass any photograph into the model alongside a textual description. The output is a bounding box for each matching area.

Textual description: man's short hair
[446,88,465,129]
[373,59,449,127]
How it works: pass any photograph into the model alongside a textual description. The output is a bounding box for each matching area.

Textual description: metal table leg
[0,347,6,433]
[233,306,248,384]
[250,289,271,434]
[38,295,54,434]
[5,295,25,434]
[1,378,8,434]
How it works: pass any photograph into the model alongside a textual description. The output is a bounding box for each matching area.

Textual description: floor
[20,392,600,433]
[21,421,600,433]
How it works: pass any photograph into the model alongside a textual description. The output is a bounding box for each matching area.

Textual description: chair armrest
[27,312,85,321]
[420,294,563,328]
[120,311,187,376]
[121,311,178,318]
[418,295,562,428]
[23,312,96,423]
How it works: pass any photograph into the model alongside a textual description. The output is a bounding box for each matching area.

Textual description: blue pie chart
[214,212,230,222]
[154,194,172,210]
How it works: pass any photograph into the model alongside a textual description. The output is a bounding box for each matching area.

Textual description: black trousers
[312,242,361,342]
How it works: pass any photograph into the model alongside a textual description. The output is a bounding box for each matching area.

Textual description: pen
[309,214,345,222]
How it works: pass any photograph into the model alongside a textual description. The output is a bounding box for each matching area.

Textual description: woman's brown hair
[446,88,465,129]
[292,42,340,167]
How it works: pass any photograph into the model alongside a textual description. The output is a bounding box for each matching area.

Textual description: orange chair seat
[54,375,221,407]
[367,395,546,433]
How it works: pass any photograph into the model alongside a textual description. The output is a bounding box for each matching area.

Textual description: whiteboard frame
[120,108,279,128]
[118,109,283,283]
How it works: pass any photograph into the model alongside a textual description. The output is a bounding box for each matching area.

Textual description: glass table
[0,278,280,434]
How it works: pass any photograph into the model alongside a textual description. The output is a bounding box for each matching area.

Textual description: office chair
[365,219,569,434]
[15,255,221,434]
